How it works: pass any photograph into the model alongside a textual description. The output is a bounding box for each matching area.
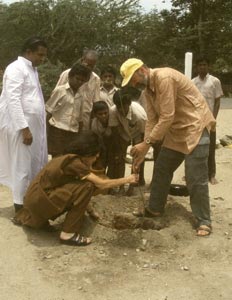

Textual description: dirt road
[0,99,232,300]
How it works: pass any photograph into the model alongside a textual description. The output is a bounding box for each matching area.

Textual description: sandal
[11,216,22,226]
[196,225,212,237]
[132,207,162,218]
[60,233,92,246]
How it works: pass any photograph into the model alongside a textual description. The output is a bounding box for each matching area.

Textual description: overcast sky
[2,0,172,12]
[140,0,172,12]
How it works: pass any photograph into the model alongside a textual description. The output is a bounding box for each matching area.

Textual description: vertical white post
[185,52,193,79]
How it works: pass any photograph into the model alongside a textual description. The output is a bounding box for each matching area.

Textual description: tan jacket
[144,68,216,154]
[17,155,93,227]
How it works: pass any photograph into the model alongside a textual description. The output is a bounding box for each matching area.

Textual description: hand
[21,127,33,145]
[130,141,150,172]
[127,174,139,184]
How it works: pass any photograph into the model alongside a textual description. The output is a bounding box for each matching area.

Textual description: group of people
[0,36,223,246]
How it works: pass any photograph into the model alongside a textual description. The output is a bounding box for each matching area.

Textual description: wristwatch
[145,138,151,145]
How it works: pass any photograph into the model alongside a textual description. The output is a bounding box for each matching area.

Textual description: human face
[129,68,148,91]
[69,74,89,92]
[101,72,115,88]
[81,56,97,71]
[95,109,109,126]
[26,46,47,67]
[197,61,209,78]
[81,153,99,167]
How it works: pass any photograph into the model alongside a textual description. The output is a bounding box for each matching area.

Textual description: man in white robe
[0,37,48,212]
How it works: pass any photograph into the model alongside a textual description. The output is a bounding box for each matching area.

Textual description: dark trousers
[106,135,129,179]
[15,181,95,233]
[208,130,216,179]
[62,182,95,233]
[47,125,79,157]
[107,135,145,184]
[149,143,211,226]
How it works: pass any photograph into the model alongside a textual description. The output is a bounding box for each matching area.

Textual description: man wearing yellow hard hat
[120,58,215,237]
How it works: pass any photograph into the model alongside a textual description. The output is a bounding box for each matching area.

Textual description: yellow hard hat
[120,58,144,87]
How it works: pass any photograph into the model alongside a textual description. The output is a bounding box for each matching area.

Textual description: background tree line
[0,0,231,98]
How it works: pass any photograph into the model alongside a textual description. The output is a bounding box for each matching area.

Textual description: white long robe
[0,56,48,205]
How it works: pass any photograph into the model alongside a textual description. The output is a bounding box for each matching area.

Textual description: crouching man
[14,131,138,246]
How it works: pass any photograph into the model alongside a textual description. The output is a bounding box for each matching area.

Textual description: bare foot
[87,204,100,221]
[210,177,218,185]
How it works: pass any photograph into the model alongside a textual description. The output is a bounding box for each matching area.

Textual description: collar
[198,73,210,81]
[147,68,156,95]
[18,56,35,69]
[65,82,71,90]
[65,82,81,96]
[100,85,117,94]
[126,105,132,120]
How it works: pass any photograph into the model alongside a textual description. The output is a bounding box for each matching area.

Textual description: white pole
[185,52,193,79]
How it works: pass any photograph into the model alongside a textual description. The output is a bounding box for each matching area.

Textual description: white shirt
[99,85,118,107]
[110,102,147,142]
[46,83,83,132]
[56,69,101,129]
[192,74,223,112]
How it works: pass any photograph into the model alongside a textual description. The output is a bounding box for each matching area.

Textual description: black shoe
[11,216,22,226]
[14,204,23,213]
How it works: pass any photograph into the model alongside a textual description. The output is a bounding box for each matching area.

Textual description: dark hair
[64,131,101,157]
[21,36,47,53]
[195,56,210,65]
[113,89,132,107]
[82,49,98,60]
[100,65,117,78]
[68,63,91,78]
[121,86,142,100]
[92,101,109,114]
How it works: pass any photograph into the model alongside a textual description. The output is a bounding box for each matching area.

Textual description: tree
[170,0,232,72]
[0,0,231,94]
[0,0,52,66]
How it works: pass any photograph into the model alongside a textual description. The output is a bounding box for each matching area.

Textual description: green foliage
[170,0,232,73]
[38,59,64,101]
[0,0,231,96]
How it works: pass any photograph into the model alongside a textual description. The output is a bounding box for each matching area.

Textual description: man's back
[111,101,147,142]
[145,67,215,154]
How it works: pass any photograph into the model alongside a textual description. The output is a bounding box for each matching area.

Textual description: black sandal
[60,233,92,246]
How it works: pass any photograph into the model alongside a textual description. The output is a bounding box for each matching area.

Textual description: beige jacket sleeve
[145,76,177,142]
